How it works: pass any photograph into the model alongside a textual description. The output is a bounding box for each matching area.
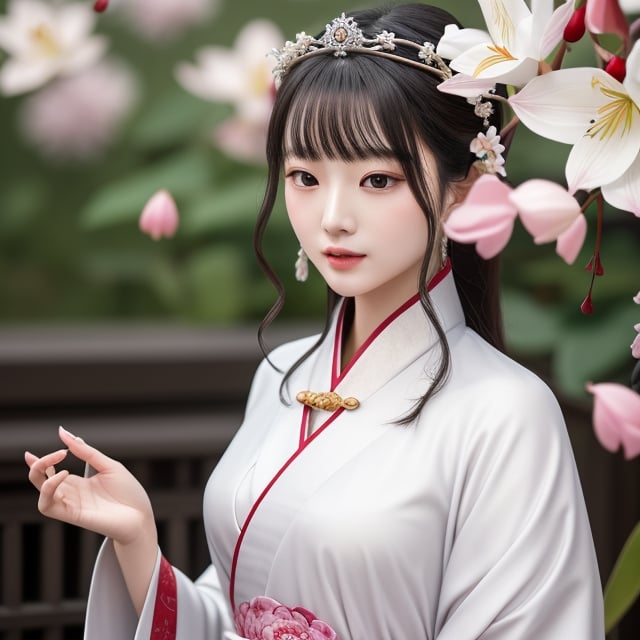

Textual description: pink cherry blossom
[18,58,138,161]
[508,179,587,264]
[586,382,640,459]
[139,190,179,240]
[585,0,630,44]
[634,291,640,304]
[235,596,337,640]
[632,323,640,358]
[444,174,518,259]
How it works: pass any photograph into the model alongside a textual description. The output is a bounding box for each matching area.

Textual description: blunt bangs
[281,54,418,163]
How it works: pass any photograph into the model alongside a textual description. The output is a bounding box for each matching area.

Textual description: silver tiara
[271,13,453,87]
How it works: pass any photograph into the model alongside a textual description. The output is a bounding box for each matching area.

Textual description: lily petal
[0,58,58,95]
[437,73,497,99]
[601,153,640,216]
[566,103,640,192]
[436,24,491,60]
[586,382,640,459]
[555,214,587,264]
[450,43,538,86]
[444,174,518,259]
[477,0,531,49]
[623,41,640,109]
[509,179,582,242]
[509,67,614,144]
[538,0,574,58]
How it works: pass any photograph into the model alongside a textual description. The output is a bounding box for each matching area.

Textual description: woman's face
[284,150,441,313]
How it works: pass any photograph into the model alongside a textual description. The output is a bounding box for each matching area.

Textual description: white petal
[623,41,640,107]
[601,154,640,216]
[509,67,616,144]
[0,58,57,95]
[538,0,574,58]
[175,48,247,102]
[565,96,640,192]
[451,43,538,86]
[57,3,97,47]
[436,24,491,60]
[437,74,496,99]
[234,19,283,67]
[478,0,531,49]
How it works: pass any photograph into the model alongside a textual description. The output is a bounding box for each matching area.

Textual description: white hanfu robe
[84,264,604,639]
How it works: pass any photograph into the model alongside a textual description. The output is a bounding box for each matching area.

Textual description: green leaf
[181,175,266,235]
[553,303,639,398]
[183,245,248,322]
[130,90,230,150]
[604,521,640,633]
[80,150,213,229]
[501,288,561,355]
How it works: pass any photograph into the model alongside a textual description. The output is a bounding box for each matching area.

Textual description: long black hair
[254,3,506,423]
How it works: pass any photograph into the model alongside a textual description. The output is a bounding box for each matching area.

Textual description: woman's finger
[57,426,115,473]
[27,449,68,490]
[38,469,71,513]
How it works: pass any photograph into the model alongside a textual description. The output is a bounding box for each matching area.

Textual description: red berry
[94,0,109,12]
[564,5,587,43]
[605,56,627,82]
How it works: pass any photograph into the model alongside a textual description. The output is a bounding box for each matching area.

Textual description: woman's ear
[443,163,482,218]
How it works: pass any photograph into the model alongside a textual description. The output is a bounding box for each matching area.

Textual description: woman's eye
[363,174,395,189]
[290,171,318,187]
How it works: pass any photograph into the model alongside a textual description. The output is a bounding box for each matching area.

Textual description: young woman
[25,4,604,639]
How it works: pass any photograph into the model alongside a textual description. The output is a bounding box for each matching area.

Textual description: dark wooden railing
[0,326,638,639]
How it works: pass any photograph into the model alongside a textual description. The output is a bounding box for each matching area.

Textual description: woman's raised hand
[25,426,155,545]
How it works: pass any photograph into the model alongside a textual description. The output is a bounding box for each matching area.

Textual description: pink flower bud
[605,55,627,82]
[564,5,587,42]
[94,0,109,12]
[139,189,179,240]
[586,0,630,43]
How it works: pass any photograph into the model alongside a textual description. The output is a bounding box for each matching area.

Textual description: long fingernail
[59,425,75,438]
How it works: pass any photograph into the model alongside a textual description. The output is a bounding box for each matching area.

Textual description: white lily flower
[437,0,574,89]
[509,41,640,212]
[175,19,283,124]
[0,0,108,96]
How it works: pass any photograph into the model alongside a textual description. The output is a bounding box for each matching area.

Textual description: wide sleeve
[83,539,234,640]
[434,374,604,640]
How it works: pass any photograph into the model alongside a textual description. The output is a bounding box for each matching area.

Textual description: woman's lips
[323,248,365,270]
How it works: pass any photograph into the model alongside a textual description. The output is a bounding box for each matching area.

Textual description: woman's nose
[321,186,356,235]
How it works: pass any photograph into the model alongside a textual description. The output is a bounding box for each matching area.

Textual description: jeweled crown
[271,13,453,87]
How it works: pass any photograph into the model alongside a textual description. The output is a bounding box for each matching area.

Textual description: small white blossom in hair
[375,30,396,50]
[470,125,506,177]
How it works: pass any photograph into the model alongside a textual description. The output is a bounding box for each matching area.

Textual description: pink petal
[139,189,179,240]
[444,174,517,259]
[555,214,587,264]
[634,291,640,304]
[586,382,640,459]
[509,179,582,242]
[586,0,630,43]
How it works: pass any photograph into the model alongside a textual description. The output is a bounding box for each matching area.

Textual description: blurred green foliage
[0,0,638,402]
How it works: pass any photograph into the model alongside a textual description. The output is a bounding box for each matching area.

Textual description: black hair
[254,3,506,423]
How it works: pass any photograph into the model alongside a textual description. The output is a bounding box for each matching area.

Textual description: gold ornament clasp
[296,390,360,411]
